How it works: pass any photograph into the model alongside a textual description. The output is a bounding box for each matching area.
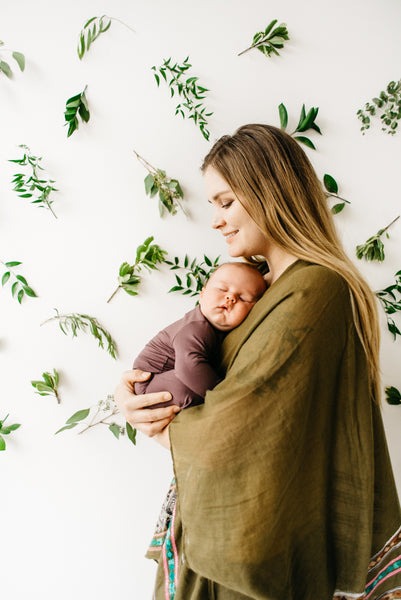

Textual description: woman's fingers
[138,418,173,438]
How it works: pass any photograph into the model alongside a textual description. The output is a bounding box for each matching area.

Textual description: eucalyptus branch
[238,19,289,58]
[278,103,322,149]
[1,260,37,303]
[166,254,220,298]
[357,79,401,135]
[385,386,401,405]
[375,270,401,339]
[322,174,351,214]
[107,236,167,302]
[55,395,136,444]
[0,40,25,78]
[77,15,135,59]
[152,56,213,141]
[133,150,188,217]
[9,145,58,218]
[0,414,21,451]
[41,309,118,359]
[31,369,61,404]
[356,216,400,262]
[64,85,90,137]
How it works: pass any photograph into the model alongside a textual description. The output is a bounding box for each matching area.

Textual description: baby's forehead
[210,264,265,289]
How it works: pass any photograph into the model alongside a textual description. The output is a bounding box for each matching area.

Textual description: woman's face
[204,166,271,259]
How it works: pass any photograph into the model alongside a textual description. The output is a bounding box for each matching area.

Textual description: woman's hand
[114,369,180,443]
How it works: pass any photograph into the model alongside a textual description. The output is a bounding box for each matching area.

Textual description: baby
[133,262,267,409]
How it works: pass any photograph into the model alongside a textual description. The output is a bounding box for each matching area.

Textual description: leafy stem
[375,270,401,339]
[238,19,289,58]
[356,216,400,262]
[357,79,401,135]
[133,150,188,217]
[278,103,322,149]
[31,369,61,404]
[152,56,213,141]
[0,40,25,78]
[9,145,58,218]
[166,254,220,298]
[1,260,37,303]
[322,174,351,215]
[0,414,21,451]
[77,15,135,59]
[41,309,118,359]
[107,236,167,302]
[64,86,90,137]
[385,386,401,405]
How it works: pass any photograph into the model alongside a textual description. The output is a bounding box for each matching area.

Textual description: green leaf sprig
[356,216,400,262]
[0,40,25,78]
[238,19,289,58]
[64,85,90,137]
[385,386,401,405]
[31,369,61,404]
[133,150,187,217]
[41,309,118,359]
[278,103,322,149]
[0,414,21,451]
[375,270,401,339]
[166,254,220,298]
[55,395,136,444]
[152,56,213,141]
[9,145,58,218]
[77,15,135,59]
[323,174,351,215]
[1,260,37,303]
[357,79,401,135]
[107,236,167,302]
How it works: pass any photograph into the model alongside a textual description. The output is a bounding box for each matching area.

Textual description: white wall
[2,0,401,598]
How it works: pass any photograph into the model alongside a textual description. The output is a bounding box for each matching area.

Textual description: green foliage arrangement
[238,19,289,58]
[133,150,187,217]
[375,270,401,340]
[31,369,61,404]
[278,103,322,149]
[55,395,136,444]
[9,145,58,218]
[323,174,351,215]
[77,15,135,59]
[64,85,90,137]
[357,79,401,135]
[0,414,21,451]
[107,236,167,302]
[1,260,37,303]
[0,40,25,78]
[356,216,400,262]
[385,386,401,405]
[152,56,213,141]
[166,254,220,298]
[41,309,118,359]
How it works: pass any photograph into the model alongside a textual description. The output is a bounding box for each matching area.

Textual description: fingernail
[163,394,172,401]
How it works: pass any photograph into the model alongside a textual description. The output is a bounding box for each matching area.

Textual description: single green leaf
[0,60,12,78]
[278,103,288,130]
[5,261,21,267]
[293,136,316,149]
[323,174,338,194]
[2,272,10,286]
[12,51,25,71]
[144,173,155,195]
[55,423,78,435]
[109,423,120,439]
[126,422,137,445]
[66,408,90,424]
[0,435,5,451]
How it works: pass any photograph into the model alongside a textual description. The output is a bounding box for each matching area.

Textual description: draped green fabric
[168,260,401,600]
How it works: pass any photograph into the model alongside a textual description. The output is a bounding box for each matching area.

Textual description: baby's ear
[200,287,205,297]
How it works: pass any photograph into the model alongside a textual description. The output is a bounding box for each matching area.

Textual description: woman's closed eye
[221,201,233,209]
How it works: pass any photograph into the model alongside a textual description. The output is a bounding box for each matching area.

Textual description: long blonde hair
[201,124,381,402]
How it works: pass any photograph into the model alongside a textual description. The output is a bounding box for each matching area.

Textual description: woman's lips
[224,231,238,243]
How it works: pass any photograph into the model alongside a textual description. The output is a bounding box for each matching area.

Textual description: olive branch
[41,309,118,359]
[77,15,135,59]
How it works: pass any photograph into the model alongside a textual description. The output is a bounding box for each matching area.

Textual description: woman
[115,124,401,600]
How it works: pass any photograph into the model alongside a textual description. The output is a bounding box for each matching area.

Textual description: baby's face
[199,264,266,331]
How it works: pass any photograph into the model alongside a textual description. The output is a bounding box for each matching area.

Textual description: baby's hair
[206,261,267,297]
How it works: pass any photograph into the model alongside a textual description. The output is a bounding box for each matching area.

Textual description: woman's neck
[263,246,299,285]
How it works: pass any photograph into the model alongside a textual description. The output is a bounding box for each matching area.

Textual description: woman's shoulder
[282,260,349,300]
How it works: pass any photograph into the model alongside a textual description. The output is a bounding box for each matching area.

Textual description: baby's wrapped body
[133,305,225,409]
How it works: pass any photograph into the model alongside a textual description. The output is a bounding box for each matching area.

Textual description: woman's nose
[212,208,225,229]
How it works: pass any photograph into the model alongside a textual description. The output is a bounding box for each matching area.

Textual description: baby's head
[199,262,267,332]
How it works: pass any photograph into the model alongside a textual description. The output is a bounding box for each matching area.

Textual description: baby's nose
[224,293,236,307]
